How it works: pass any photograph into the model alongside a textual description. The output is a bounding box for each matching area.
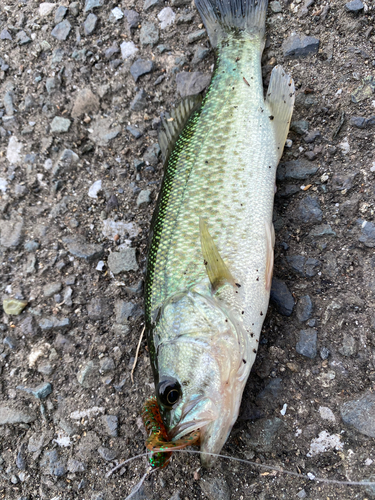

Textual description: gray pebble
[130,89,147,111]
[55,6,68,24]
[99,357,115,373]
[127,125,143,139]
[276,160,318,181]
[331,172,358,191]
[257,377,282,402]
[17,382,52,400]
[338,333,357,357]
[51,20,71,40]
[77,360,100,388]
[176,71,211,97]
[282,34,320,58]
[24,240,39,252]
[43,282,62,298]
[296,329,317,359]
[270,277,294,316]
[345,0,364,13]
[192,46,210,64]
[84,14,98,35]
[124,9,140,29]
[16,31,31,45]
[16,445,27,470]
[39,317,70,331]
[246,417,283,452]
[84,0,104,12]
[87,298,113,320]
[296,295,313,322]
[137,190,151,208]
[0,219,24,248]
[200,477,231,500]
[4,91,14,116]
[37,362,54,376]
[46,76,58,94]
[341,392,375,438]
[3,336,17,349]
[115,300,137,324]
[98,446,117,461]
[1,29,12,40]
[144,143,160,165]
[51,116,71,133]
[130,59,154,82]
[304,130,321,143]
[0,405,36,425]
[359,221,375,248]
[350,116,366,128]
[270,1,282,13]
[140,22,159,46]
[297,490,307,499]
[69,2,80,16]
[320,347,330,360]
[108,248,138,274]
[309,224,336,238]
[290,120,309,135]
[71,88,100,118]
[188,29,206,44]
[105,44,120,59]
[101,415,118,437]
[62,235,103,261]
[68,458,86,472]
[177,12,195,24]
[297,196,322,223]
[305,257,320,277]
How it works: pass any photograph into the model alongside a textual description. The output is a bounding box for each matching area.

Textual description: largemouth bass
[144,0,295,468]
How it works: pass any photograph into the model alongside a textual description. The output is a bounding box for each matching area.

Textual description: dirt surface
[1,0,375,498]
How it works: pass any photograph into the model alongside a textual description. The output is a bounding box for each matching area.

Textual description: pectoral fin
[266,65,295,161]
[265,222,275,292]
[199,218,236,293]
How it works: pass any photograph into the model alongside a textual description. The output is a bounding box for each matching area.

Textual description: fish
[144,0,295,468]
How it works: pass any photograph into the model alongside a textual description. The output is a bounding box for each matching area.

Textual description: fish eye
[157,378,182,408]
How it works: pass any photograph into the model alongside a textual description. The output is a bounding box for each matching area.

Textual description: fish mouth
[169,395,218,441]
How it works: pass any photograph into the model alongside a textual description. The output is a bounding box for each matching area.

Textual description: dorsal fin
[158,95,202,166]
[199,217,236,294]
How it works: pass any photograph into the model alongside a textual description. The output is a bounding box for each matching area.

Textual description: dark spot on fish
[269,166,271,168]
[232,87,235,90]
[256,339,259,342]
[260,311,263,316]
[236,283,241,288]
[205,160,208,164]
[253,348,257,353]
[242,311,244,315]
[269,115,274,121]
[256,277,259,281]
[204,260,208,266]
[243,77,250,86]
[236,57,240,62]
[243,359,246,364]
[225,319,228,322]
[250,333,254,337]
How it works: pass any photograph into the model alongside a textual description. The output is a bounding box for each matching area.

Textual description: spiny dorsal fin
[265,65,295,161]
[158,95,202,166]
[199,217,236,294]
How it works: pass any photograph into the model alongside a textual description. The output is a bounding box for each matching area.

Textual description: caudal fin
[195,0,269,47]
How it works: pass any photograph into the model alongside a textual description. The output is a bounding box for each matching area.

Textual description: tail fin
[195,0,269,47]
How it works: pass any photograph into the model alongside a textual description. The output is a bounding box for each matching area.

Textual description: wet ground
[1,0,375,498]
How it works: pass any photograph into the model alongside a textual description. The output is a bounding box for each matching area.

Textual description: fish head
[153,287,248,467]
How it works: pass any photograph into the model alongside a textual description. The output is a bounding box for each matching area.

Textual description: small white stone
[285,139,293,148]
[88,179,102,198]
[370,162,375,172]
[280,403,287,416]
[120,41,138,59]
[96,260,105,271]
[318,406,336,422]
[7,136,23,164]
[307,430,343,457]
[44,159,53,170]
[53,432,71,447]
[338,137,350,155]
[0,178,8,193]
[158,7,176,29]
[70,406,105,420]
[111,7,123,20]
[307,473,316,480]
[39,2,56,16]
[365,458,373,466]
[320,173,329,183]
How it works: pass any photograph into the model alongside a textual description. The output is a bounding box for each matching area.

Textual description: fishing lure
[142,397,200,469]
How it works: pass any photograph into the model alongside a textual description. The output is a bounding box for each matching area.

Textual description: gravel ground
[1,0,375,498]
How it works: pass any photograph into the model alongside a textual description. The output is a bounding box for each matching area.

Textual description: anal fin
[266,65,295,161]
[199,217,236,294]
[158,95,202,166]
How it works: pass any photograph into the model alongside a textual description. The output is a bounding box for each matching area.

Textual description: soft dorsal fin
[265,65,295,161]
[199,217,236,293]
[158,95,203,166]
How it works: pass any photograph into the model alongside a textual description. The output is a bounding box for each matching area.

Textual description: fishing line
[106,449,375,487]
